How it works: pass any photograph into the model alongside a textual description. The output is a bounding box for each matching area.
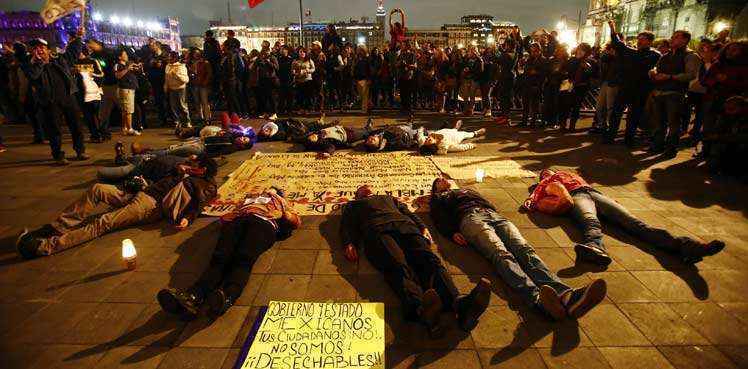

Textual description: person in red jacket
[524,169,725,266]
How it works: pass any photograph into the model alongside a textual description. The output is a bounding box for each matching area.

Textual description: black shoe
[537,285,566,320]
[647,145,664,154]
[16,229,42,260]
[55,157,70,166]
[418,288,443,338]
[574,243,612,266]
[206,288,234,318]
[681,240,725,264]
[562,279,607,319]
[456,277,491,332]
[157,288,203,321]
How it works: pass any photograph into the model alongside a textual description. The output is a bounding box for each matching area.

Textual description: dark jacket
[566,57,597,89]
[610,29,660,93]
[371,125,416,151]
[144,174,217,223]
[340,195,427,247]
[16,46,77,107]
[203,37,222,64]
[430,189,496,237]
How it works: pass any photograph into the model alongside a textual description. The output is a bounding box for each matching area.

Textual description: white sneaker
[268,114,278,120]
[184,122,192,128]
[129,129,141,136]
[259,114,268,119]
[484,111,492,117]
[439,109,446,114]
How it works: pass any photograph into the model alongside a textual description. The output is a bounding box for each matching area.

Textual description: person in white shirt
[164,51,191,129]
[418,120,486,155]
[292,48,316,114]
[74,49,105,142]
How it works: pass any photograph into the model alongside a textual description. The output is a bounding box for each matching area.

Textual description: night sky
[3,0,589,36]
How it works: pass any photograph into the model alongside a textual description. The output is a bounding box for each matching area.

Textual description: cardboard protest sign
[236,301,385,369]
[205,152,443,216]
[430,157,536,180]
[41,0,86,25]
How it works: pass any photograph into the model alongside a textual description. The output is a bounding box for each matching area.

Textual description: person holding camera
[12,39,88,165]
[165,51,192,130]
[115,48,140,135]
[252,41,279,120]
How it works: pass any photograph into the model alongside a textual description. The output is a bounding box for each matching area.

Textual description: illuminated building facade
[581,0,746,44]
[406,15,516,49]
[0,5,181,51]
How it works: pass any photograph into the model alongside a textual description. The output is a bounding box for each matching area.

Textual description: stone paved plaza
[1,113,747,369]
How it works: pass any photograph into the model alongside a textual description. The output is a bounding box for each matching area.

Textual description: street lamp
[357,36,366,45]
[714,20,731,34]
[110,15,121,24]
[92,12,103,22]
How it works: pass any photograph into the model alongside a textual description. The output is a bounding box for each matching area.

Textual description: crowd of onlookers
[0,13,746,177]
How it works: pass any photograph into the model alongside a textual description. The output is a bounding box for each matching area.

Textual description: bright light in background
[92,12,103,21]
[110,15,120,24]
[147,22,162,31]
[136,20,144,28]
[556,20,567,31]
[558,29,577,48]
[486,35,495,44]
[471,40,478,46]
[122,17,133,27]
[457,43,464,49]
[357,36,366,45]
[713,20,730,33]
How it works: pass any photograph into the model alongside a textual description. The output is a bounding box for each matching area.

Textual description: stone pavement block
[156,347,229,369]
[534,248,575,272]
[519,309,593,350]
[304,274,359,302]
[668,302,748,345]
[23,344,109,369]
[716,302,748,326]
[630,271,707,302]
[58,268,133,302]
[268,249,318,274]
[700,270,748,302]
[606,246,673,271]
[178,306,250,348]
[231,306,262,348]
[355,273,401,306]
[253,274,311,306]
[95,345,169,369]
[0,301,48,335]
[105,271,172,303]
[658,345,738,369]
[8,301,99,344]
[0,270,82,303]
[313,248,357,275]
[415,349,482,369]
[277,229,327,249]
[64,302,146,344]
[538,347,612,369]
[577,303,650,346]
[715,346,748,368]
[597,347,675,369]
[521,229,561,248]
[52,245,119,272]
[593,271,658,303]
[221,349,241,369]
[251,247,277,274]
[119,304,187,347]
[0,346,45,369]
[233,274,266,306]
[477,348,548,369]
[470,306,529,349]
[618,303,709,345]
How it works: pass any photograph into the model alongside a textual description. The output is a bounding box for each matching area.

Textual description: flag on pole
[248,0,265,8]
[40,0,86,25]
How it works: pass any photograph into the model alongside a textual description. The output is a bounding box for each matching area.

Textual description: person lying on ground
[418,119,486,155]
[341,184,491,337]
[363,121,421,152]
[158,187,300,320]
[305,119,374,157]
[257,117,335,143]
[523,169,725,266]
[430,177,606,320]
[16,155,218,259]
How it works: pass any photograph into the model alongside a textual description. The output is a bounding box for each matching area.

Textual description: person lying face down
[17,155,218,259]
[157,186,301,320]
[339,184,492,338]
[429,177,607,320]
[363,122,420,152]
[524,169,725,266]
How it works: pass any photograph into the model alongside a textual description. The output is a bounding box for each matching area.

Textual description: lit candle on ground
[122,239,137,270]
[475,168,486,183]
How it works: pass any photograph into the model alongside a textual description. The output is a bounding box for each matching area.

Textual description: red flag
[248,0,265,8]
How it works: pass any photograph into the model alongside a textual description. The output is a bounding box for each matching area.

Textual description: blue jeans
[460,208,570,306]
[570,189,685,253]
